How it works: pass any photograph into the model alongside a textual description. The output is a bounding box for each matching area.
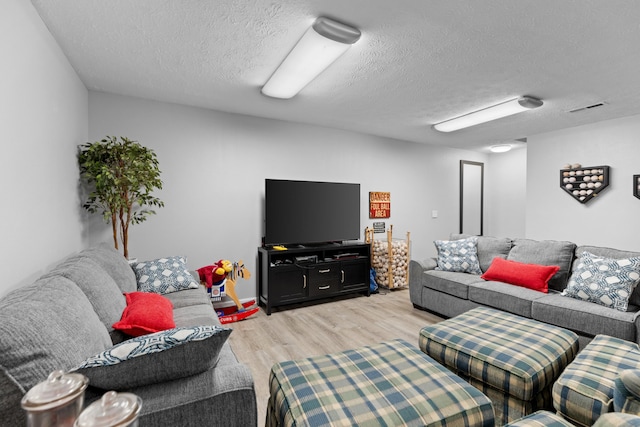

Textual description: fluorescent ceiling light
[433,96,543,132]
[490,144,512,153]
[261,17,361,99]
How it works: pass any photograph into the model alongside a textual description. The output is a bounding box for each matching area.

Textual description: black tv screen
[265,179,360,246]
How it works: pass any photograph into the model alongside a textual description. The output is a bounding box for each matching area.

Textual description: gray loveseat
[410,234,640,348]
[0,244,256,426]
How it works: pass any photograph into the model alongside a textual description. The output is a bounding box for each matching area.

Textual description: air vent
[568,102,607,113]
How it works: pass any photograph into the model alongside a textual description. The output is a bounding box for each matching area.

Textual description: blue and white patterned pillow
[563,251,640,312]
[132,256,199,294]
[434,237,482,275]
[73,325,232,389]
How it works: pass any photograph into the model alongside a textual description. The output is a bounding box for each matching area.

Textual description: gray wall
[526,114,640,250]
[485,147,527,238]
[1,0,88,297]
[7,0,640,301]
[87,92,487,300]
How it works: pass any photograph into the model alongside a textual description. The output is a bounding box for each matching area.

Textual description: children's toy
[198,260,258,323]
[197,259,232,301]
[218,307,259,324]
[216,299,256,317]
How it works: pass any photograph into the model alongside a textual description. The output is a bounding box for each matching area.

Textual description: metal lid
[74,391,142,427]
[21,370,89,412]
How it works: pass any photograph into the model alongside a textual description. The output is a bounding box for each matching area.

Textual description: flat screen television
[264,179,360,246]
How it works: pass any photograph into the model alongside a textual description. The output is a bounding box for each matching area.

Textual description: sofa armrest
[410,258,438,271]
[409,259,437,307]
[615,369,640,414]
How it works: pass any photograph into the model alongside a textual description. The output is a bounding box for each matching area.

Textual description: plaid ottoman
[266,339,495,427]
[593,413,640,426]
[504,410,573,426]
[419,307,579,425]
[553,335,640,427]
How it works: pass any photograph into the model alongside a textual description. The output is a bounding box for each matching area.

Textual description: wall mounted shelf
[560,165,610,204]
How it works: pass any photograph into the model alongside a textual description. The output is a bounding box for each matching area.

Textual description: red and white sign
[369,192,390,218]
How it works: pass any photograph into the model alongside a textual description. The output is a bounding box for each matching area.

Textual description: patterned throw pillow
[72,325,232,389]
[133,256,199,294]
[563,251,640,312]
[434,237,482,275]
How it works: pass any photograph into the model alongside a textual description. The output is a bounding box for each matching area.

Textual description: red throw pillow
[480,257,560,293]
[113,292,175,337]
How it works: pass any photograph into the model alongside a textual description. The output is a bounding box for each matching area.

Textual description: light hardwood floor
[227,289,443,423]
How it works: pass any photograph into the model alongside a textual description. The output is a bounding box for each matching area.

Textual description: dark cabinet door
[341,259,370,293]
[269,266,307,303]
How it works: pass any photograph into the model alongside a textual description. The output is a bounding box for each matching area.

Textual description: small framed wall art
[634,175,640,200]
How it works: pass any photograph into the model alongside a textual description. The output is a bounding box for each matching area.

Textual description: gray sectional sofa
[0,244,256,426]
[410,234,640,348]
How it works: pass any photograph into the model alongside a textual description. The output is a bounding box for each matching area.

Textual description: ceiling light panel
[261,17,361,99]
[433,96,543,132]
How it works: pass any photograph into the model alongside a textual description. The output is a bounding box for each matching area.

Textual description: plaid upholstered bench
[504,410,573,426]
[266,339,495,427]
[553,335,640,426]
[419,307,579,425]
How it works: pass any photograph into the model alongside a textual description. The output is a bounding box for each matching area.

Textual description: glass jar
[74,391,142,427]
[21,370,89,427]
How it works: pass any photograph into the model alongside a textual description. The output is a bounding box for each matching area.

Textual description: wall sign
[369,192,390,218]
[372,222,386,233]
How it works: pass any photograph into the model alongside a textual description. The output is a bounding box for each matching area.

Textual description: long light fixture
[261,17,361,99]
[433,96,543,132]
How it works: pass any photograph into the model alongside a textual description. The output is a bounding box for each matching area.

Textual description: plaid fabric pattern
[553,335,640,427]
[266,339,494,427]
[464,376,552,425]
[615,370,640,413]
[504,410,573,426]
[419,307,578,424]
[593,413,640,427]
[419,307,579,401]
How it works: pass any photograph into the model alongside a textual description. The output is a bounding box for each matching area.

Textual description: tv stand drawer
[308,264,340,297]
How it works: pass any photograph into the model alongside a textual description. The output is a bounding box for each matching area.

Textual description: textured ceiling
[30,0,640,151]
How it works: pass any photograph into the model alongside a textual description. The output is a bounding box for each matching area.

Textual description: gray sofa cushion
[575,245,640,306]
[508,238,576,292]
[163,285,212,309]
[531,293,637,341]
[468,281,548,318]
[0,276,112,426]
[423,270,485,299]
[79,243,137,293]
[173,303,220,327]
[451,234,513,272]
[121,358,256,426]
[44,256,126,332]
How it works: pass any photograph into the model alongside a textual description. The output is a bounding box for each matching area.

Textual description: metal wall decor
[560,164,610,204]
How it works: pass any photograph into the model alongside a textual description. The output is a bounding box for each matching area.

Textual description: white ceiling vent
[568,102,608,113]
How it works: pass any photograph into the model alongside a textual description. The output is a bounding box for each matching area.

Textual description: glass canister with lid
[74,391,142,427]
[21,370,89,427]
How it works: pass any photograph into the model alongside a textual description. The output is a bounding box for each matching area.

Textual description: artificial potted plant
[78,136,164,259]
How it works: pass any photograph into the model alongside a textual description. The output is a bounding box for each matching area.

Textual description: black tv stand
[258,242,371,315]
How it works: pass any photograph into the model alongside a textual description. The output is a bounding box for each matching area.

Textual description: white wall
[88,92,487,299]
[485,147,527,238]
[526,114,640,250]
[0,0,88,297]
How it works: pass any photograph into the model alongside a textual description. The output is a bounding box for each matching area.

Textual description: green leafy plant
[78,136,164,259]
